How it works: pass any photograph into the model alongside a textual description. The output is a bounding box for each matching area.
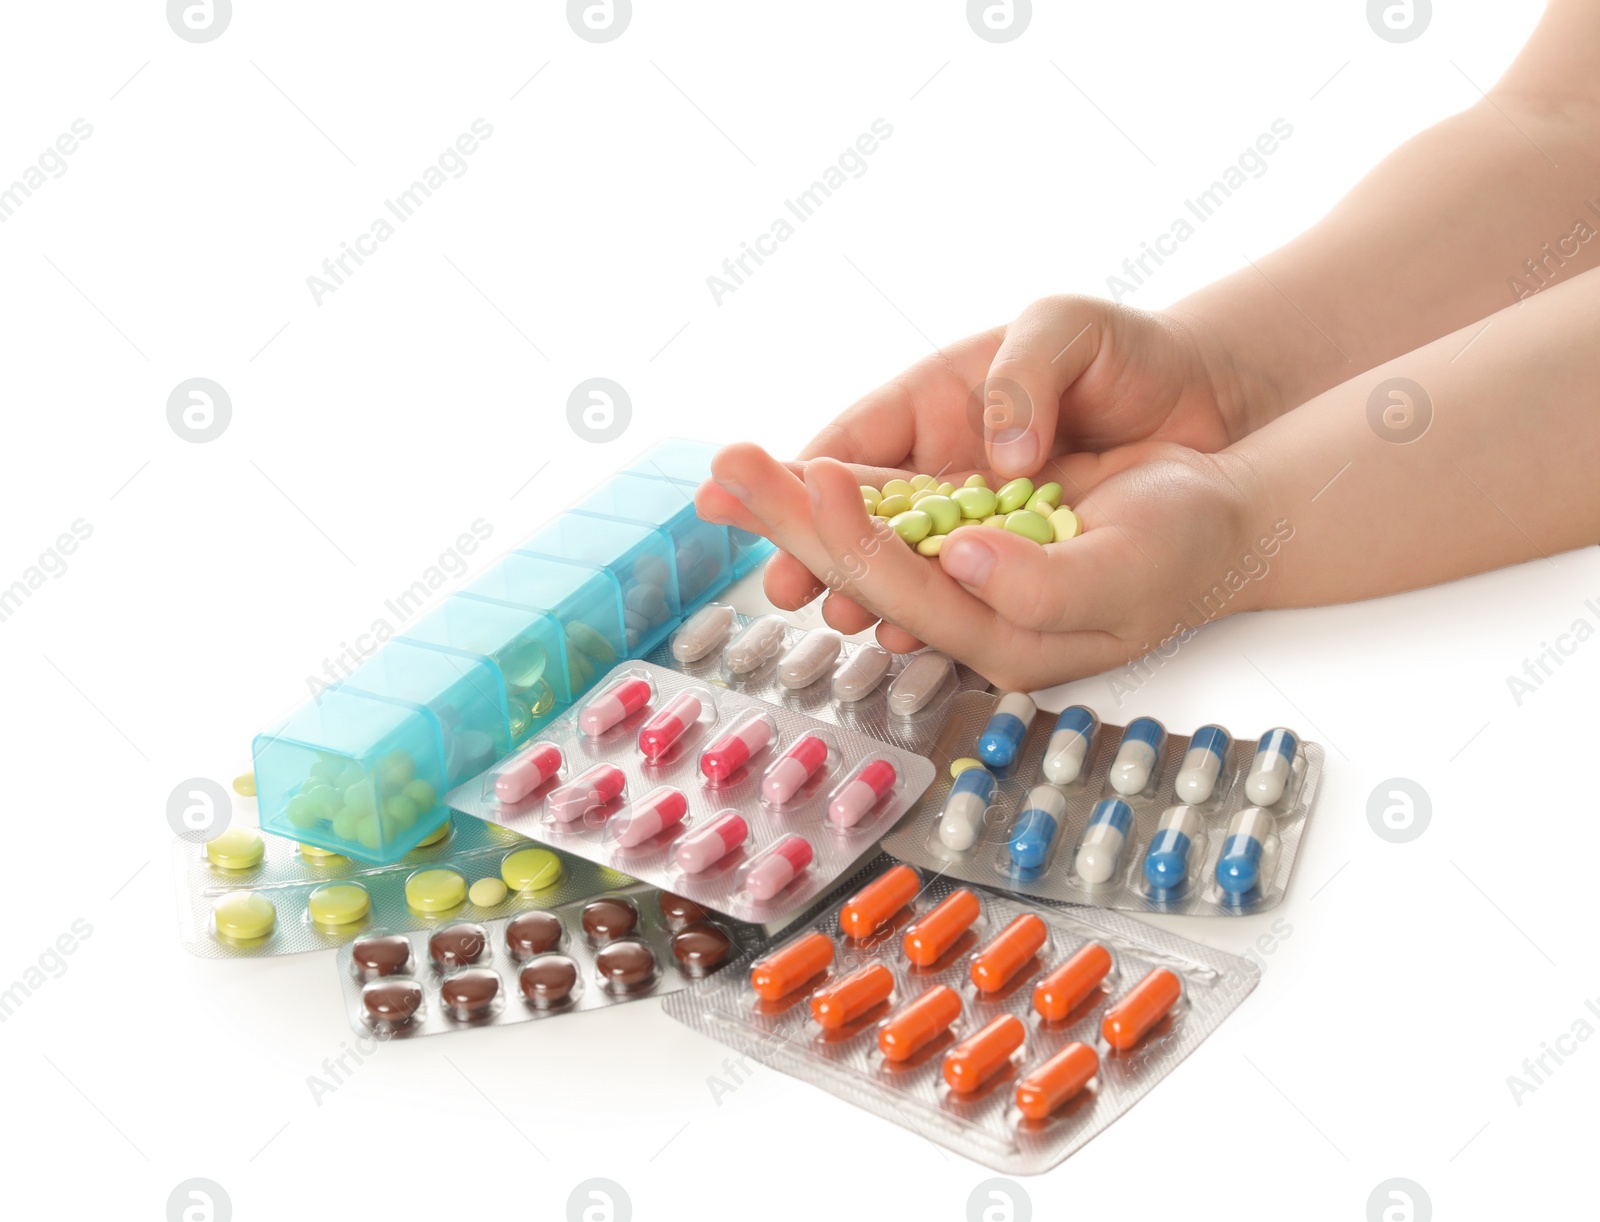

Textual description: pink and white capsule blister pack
[445,662,937,922]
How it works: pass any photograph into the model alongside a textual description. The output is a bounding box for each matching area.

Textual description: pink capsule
[828,759,898,828]
[700,712,774,784]
[494,741,563,803]
[638,691,703,762]
[745,835,814,901]
[762,734,830,805]
[546,762,627,823]
[611,785,689,847]
[579,676,652,737]
[675,810,749,873]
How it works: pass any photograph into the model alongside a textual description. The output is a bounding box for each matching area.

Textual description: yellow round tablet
[469,877,509,907]
[232,772,257,797]
[205,827,264,871]
[950,757,984,779]
[307,882,371,928]
[299,842,345,862]
[501,849,563,893]
[213,892,276,942]
[413,820,452,849]
[405,868,467,913]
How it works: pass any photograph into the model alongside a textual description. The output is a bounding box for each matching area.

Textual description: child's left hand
[697,441,1269,690]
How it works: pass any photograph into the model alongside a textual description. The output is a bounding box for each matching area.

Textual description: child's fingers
[936,523,1142,634]
[760,550,823,610]
[984,296,1109,478]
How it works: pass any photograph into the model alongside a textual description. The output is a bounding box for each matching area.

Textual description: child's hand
[698,440,1263,690]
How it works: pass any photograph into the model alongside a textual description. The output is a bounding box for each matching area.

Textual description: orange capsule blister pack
[662,855,1261,1175]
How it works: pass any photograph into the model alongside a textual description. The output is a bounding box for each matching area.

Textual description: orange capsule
[903,888,982,967]
[840,864,920,941]
[969,913,1048,993]
[878,984,963,1062]
[1033,941,1113,1023]
[1102,967,1182,1049]
[1015,1041,1099,1120]
[943,1013,1025,1093]
[750,931,834,1002]
[810,962,894,1029]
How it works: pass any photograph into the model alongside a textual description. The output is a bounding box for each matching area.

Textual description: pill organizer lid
[402,592,573,706]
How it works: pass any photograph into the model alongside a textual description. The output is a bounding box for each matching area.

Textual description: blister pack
[662,856,1259,1174]
[444,661,936,922]
[878,692,1324,915]
[644,604,991,754]
[175,814,636,959]
[334,885,763,1039]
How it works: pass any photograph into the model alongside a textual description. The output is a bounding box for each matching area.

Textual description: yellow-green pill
[916,495,960,534]
[213,892,276,943]
[299,842,345,862]
[205,827,264,871]
[861,486,882,512]
[890,510,932,544]
[916,535,944,557]
[876,493,912,518]
[1029,482,1063,512]
[982,514,1007,528]
[936,481,956,497]
[308,882,371,928]
[908,474,936,491]
[1049,507,1082,541]
[414,819,452,849]
[469,877,509,907]
[502,848,563,893]
[953,487,997,519]
[996,478,1035,514]
[881,478,915,499]
[232,772,256,797]
[963,474,990,489]
[950,757,984,779]
[405,868,467,913]
[1004,509,1054,545]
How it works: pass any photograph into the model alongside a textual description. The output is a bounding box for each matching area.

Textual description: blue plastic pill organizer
[251,440,773,865]
[878,691,1324,916]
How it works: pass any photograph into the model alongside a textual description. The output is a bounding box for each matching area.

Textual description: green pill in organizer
[916,495,960,534]
[331,807,363,840]
[876,493,912,518]
[1004,509,1054,545]
[952,487,997,519]
[308,882,371,927]
[402,778,436,811]
[213,892,276,943]
[567,621,617,666]
[205,827,264,871]
[502,848,563,893]
[889,510,932,544]
[995,478,1035,514]
[406,868,467,913]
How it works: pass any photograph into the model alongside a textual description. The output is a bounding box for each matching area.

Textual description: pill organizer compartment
[877,692,1324,917]
[624,437,772,577]
[520,513,682,656]
[402,593,573,743]
[467,550,628,696]
[662,857,1260,1175]
[572,471,732,613]
[251,688,454,865]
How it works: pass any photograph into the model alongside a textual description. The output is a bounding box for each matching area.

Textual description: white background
[0,1,1590,1218]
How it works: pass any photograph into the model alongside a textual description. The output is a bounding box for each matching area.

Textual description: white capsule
[887,651,954,717]
[1174,725,1231,804]
[831,644,893,702]
[777,630,843,690]
[1245,728,1299,806]
[938,767,995,851]
[1075,798,1133,885]
[1109,718,1166,796]
[671,602,735,662]
[1041,707,1097,785]
[724,614,789,674]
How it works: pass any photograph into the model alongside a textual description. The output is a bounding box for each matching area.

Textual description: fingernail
[940,534,996,587]
[716,477,750,501]
[991,428,1037,474]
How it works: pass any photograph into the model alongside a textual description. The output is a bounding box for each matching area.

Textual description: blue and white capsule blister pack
[879,692,1324,916]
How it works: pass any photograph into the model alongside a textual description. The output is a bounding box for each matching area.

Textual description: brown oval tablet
[429,923,488,971]
[362,978,424,1026]
[671,922,734,977]
[351,934,412,981]
[440,968,501,1019]
[519,955,579,1008]
[595,939,657,991]
[658,892,709,930]
[505,911,564,961]
[581,897,639,944]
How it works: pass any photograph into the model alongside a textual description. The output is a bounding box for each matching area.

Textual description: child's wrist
[1207,450,1289,616]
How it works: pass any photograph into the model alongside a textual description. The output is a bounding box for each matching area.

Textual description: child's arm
[700,267,1600,689]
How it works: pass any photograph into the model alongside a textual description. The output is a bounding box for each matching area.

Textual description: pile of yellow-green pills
[861,474,1081,557]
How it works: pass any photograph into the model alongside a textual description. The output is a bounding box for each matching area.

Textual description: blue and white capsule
[1008,784,1067,871]
[977,692,1036,770]
[1215,806,1274,896]
[1245,728,1299,806]
[1174,725,1231,804]
[1041,706,1098,785]
[1143,804,1204,892]
[1075,798,1134,885]
[939,766,996,851]
[1109,718,1166,796]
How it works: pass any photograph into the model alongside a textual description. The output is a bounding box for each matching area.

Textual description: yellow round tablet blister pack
[213,891,276,943]
[501,848,563,894]
[205,826,265,871]
[413,820,452,850]
[307,883,371,928]
[468,877,509,907]
[405,868,467,913]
